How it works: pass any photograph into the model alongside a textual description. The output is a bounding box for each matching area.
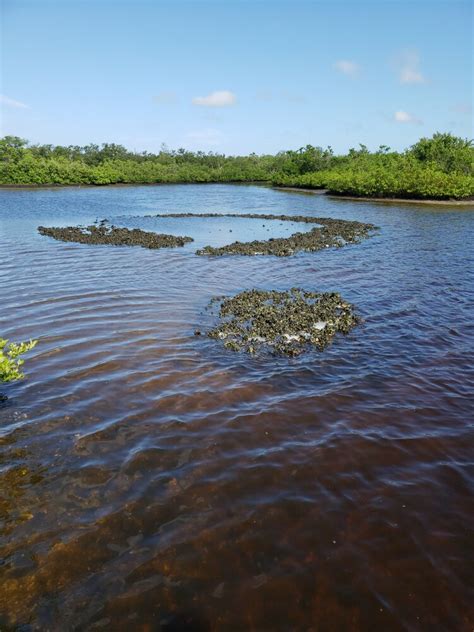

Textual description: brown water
[0,184,473,631]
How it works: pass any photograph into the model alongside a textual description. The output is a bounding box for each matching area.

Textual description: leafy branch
[0,338,38,383]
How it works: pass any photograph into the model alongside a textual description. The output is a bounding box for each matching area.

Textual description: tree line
[0,133,472,199]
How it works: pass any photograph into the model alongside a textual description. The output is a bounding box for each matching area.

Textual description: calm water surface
[0,184,473,631]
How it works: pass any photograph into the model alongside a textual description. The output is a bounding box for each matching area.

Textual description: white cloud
[333,60,360,78]
[394,110,422,124]
[0,94,30,109]
[397,50,425,84]
[185,128,224,146]
[192,90,236,107]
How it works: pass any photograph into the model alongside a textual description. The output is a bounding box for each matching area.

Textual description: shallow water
[0,184,473,631]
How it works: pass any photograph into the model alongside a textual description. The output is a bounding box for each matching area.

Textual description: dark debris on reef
[150,212,377,257]
[37,223,194,249]
[201,288,360,356]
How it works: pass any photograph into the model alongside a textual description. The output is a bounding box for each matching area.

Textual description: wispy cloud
[185,128,224,146]
[394,110,422,124]
[396,50,425,84]
[192,90,236,107]
[153,91,177,105]
[333,60,360,78]
[0,94,30,109]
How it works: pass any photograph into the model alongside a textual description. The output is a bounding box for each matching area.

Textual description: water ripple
[0,184,473,630]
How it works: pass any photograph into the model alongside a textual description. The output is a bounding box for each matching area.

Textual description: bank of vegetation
[0,133,472,200]
[272,134,474,200]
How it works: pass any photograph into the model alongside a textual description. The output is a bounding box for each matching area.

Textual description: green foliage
[272,145,335,175]
[0,338,38,383]
[272,135,474,200]
[0,135,28,163]
[0,136,281,185]
[1,133,472,199]
[274,158,474,200]
[408,132,474,175]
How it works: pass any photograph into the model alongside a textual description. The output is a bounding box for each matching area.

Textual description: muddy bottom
[38,223,193,249]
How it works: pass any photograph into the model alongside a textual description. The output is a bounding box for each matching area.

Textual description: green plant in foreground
[0,338,38,382]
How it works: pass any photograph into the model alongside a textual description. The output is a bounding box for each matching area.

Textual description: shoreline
[273,186,474,206]
[1,181,473,206]
[330,194,474,207]
[0,180,268,190]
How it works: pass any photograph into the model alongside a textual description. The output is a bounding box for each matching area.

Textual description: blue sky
[1,0,472,154]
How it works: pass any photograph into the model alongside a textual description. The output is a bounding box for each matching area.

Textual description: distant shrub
[408,132,474,175]
[1,132,473,199]
[273,155,474,200]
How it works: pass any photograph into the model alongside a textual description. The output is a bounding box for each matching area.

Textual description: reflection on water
[115,214,316,250]
[0,184,473,630]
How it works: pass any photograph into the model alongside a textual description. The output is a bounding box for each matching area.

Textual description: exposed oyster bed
[149,212,377,257]
[38,223,193,249]
[38,215,369,358]
[200,288,360,356]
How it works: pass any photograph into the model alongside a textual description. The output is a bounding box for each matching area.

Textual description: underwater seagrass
[38,224,193,249]
[200,288,360,356]
[148,212,377,257]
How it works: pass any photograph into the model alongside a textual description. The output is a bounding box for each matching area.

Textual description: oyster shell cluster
[38,212,376,357]
[38,223,193,249]
[203,288,360,356]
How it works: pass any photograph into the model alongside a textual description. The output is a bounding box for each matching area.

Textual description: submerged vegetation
[38,224,193,249]
[0,338,38,383]
[202,289,360,356]
[149,213,376,256]
[1,132,472,200]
